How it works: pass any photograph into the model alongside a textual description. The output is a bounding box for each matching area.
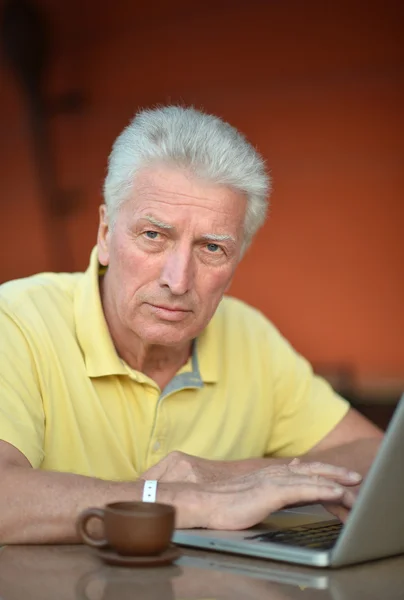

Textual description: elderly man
[0,106,382,544]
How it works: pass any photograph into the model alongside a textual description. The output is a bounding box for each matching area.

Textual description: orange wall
[0,0,403,381]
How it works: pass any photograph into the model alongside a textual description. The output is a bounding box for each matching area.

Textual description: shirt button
[153,441,161,452]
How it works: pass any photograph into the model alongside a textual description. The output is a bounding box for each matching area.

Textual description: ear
[97,205,111,266]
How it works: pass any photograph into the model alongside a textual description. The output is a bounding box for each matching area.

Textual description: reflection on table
[0,544,403,600]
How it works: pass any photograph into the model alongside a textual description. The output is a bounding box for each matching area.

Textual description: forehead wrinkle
[136,176,212,202]
[138,195,238,217]
[133,165,247,215]
[136,175,237,213]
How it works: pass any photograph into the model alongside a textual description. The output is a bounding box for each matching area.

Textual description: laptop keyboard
[244,521,343,550]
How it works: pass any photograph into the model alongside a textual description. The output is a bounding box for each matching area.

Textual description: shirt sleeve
[0,303,45,467]
[264,321,350,457]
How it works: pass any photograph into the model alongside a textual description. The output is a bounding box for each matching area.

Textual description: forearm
[0,466,198,544]
[304,437,381,476]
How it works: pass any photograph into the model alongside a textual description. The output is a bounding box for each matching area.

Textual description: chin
[137,324,195,346]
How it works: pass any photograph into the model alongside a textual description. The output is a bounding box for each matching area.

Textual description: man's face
[97,166,247,346]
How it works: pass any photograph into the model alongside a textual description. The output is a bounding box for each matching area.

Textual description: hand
[141,451,361,487]
[169,459,360,530]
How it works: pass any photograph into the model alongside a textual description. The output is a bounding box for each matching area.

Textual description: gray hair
[103,106,271,249]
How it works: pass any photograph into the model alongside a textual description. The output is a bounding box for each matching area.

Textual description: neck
[99,276,192,381]
[119,339,192,377]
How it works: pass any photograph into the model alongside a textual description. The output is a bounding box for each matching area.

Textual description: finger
[273,473,349,490]
[341,488,356,509]
[288,461,362,486]
[278,483,346,508]
[323,503,350,523]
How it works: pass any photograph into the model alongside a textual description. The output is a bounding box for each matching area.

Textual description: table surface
[1,543,404,600]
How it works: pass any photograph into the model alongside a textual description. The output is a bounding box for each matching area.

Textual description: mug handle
[76,508,108,548]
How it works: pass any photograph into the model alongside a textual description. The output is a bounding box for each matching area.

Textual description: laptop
[173,393,404,567]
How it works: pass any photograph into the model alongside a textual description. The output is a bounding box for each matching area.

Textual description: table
[0,543,403,600]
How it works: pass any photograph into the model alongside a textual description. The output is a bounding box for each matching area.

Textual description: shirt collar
[74,247,126,377]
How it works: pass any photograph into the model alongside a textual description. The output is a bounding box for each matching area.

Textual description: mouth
[146,303,192,321]
[151,304,190,312]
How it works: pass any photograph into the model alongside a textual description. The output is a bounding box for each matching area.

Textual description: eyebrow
[142,215,173,230]
[201,233,236,244]
[141,215,236,245]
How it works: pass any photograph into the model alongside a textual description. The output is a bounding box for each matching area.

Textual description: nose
[159,246,194,296]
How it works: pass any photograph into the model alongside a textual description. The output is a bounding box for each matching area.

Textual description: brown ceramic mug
[76,501,176,556]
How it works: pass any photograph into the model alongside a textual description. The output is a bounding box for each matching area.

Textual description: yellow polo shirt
[0,249,349,480]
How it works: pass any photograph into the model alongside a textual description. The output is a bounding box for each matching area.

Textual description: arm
[0,439,362,543]
[0,440,190,544]
[303,406,383,473]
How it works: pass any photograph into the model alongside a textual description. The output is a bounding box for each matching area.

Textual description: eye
[144,230,159,240]
[206,243,220,253]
